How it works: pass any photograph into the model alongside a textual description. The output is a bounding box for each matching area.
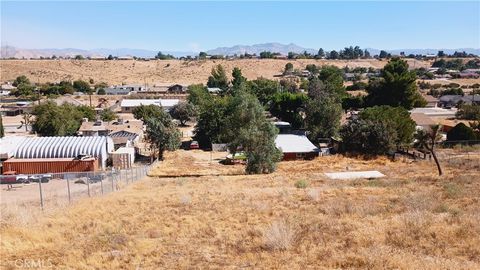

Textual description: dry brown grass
[0,150,479,269]
[0,58,433,85]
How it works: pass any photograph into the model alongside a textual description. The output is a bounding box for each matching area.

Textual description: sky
[1,1,479,51]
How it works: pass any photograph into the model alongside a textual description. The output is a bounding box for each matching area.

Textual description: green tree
[317,48,325,58]
[13,83,35,97]
[284,62,294,74]
[366,58,426,109]
[415,125,443,176]
[230,67,247,95]
[340,119,397,155]
[193,96,230,148]
[73,80,92,93]
[198,52,208,59]
[74,55,84,60]
[360,105,416,147]
[456,105,480,120]
[305,96,342,141]
[207,65,229,91]
[187,84,212,107]
[447,123,478,141]
[269,92,307,129]
[17,113,33,132]
[133,104,164,122]
[247,77,280,105]
[100,109,117,122]
[32,101,95,136]
[13,75,30,87]
[107,54,114,60]
[328,50,339,59]
[169,102,197,126]
[97,88,106,95]
[144,115,181,160]
[155,51,175,60]
[222,91,282,174]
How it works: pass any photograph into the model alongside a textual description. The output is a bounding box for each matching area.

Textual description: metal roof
[275,134,318,153]
[12,136,113,169]
[120,99,179,108]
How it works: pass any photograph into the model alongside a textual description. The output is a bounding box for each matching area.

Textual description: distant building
[0,83,15,96]
[103,84,146,95]
[275,134,319,161]
[207,87,222,94]
[423,95,439,108]
[120,99,180,113]
[167,84,187,93]
[410,113,436,130]
[78,119,143,138]
[438,95,480,108]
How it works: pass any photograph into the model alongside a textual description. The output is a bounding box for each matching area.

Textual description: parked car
[0,171,29,185]
[29,175,49,183]
[190,140,199,149]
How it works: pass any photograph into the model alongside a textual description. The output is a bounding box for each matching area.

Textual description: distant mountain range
[1,43,479,59]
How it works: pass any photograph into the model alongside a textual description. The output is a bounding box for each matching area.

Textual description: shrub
[447,123,478,142]
[263,220,296,251]
[456,105,480,120]
[295,179,309,189]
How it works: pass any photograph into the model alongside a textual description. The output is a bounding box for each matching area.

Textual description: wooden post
[38,179,44,210]
[66,177,71,203]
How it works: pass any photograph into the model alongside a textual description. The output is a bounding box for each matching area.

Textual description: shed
[111,147,135,169]
[275,134,319,161]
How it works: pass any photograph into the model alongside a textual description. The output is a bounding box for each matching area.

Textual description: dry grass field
[0,59,433,85]
[1,150,479,269]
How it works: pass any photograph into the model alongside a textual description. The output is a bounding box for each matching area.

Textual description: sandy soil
[1,59,432,85]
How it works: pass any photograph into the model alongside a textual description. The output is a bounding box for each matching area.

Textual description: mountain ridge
[1,44,479,59]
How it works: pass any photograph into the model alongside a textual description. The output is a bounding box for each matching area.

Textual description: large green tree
[360,105,416,147]
[133,104,164,122]
[366,58,426,109]
[305,96,342,141]
[222,91,282,174]
[169,102,197,126]
[73,80,92,93]
[193,96,230,148]
[207,65,229,91]
[144,115,181,160]
[32,101,95,136]
[247,77,280,105]
[187,84,212,107]
[269,92,308,129]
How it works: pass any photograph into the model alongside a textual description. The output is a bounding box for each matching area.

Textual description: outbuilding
[275,134,319,161]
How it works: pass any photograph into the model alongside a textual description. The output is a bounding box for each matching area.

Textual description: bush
[456,105,480,120]
[447,123,478,142]
[263,220,296,251]
[294,179,309,189]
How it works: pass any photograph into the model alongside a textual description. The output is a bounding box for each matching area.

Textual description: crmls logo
[14,259,53,268]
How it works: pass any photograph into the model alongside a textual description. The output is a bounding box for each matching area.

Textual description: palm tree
[415,125,443,176]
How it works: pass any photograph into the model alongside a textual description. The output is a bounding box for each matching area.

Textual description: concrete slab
[324,171,385,180]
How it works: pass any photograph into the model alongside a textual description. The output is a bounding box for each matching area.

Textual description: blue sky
[1,1,479,51]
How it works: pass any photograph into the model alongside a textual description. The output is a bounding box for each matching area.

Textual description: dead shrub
[263,219,297,251]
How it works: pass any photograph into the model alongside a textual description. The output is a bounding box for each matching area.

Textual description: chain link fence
[1,164,153,211]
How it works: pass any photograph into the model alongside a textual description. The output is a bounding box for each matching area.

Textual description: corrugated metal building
[12,136,114,169]
[3,158,99,174]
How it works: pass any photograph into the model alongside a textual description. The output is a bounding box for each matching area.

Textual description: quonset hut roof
[13,136,114,169]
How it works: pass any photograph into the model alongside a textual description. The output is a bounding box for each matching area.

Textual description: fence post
[100,175,104,195]
[66,177,71,203]
[38,179,44,210]
[87,173,91,197]
[111,172,115,192]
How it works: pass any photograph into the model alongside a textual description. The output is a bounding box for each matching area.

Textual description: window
[296,153,306,159]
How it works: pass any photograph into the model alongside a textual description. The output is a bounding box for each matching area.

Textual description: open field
[1,150,479,269]
[1,59,433,85]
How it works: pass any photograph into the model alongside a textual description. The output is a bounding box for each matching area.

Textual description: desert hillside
[0,59,432,85]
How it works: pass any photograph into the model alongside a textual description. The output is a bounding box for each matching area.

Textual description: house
[167,84,186,93]
[457,72,479,79]
[78,119,143,137]
[104,84,146,95]
[410,113,436,130]
[409,107,457,118]
[120,99,179,113]
[438,95,480,108]
[275,134,319,161]
[424,95,439,108]
[109,130,141,149]
[0,83,15,96]
[274,121,292,134]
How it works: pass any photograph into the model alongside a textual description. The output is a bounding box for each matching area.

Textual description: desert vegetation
[0,151,479,268]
